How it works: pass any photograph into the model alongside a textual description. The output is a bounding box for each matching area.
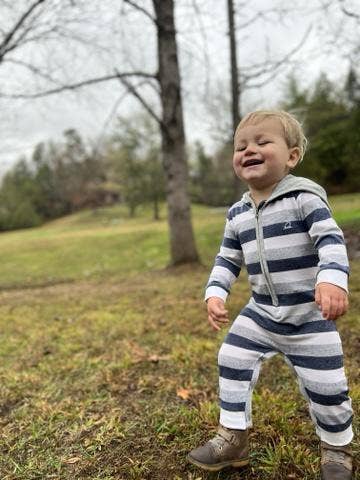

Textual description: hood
[242,174,330,208]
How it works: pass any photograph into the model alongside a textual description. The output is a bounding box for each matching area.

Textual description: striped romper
[205,175,353,446]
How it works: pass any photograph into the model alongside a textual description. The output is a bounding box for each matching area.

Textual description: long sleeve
[299,192,349,292]
[205,213,243,302]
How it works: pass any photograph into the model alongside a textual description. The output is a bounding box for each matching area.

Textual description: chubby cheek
[233,153,242,169]
[233,157,245,180]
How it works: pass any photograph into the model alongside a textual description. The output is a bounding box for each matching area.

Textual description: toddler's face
[233,118,300,192]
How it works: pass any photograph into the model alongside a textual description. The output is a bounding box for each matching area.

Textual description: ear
[287,147,300,169]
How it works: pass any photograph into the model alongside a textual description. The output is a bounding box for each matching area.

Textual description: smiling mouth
[242,159,264,167]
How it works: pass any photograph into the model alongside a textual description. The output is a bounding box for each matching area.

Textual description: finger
[212,305,228,318]
[208,315,221,331]
[331,299,343,321]
[321,295,331,320]
[315,287,321,306]
[210,307,228,322]
[344,296,349,314]
[210,312,228,324]
[336,298,347,320]
[214,317,229,323]
[328,297,339,321]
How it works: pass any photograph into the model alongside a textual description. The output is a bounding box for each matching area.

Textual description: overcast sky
[0,0,357,176]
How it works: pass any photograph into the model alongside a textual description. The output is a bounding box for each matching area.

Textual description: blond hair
[234,110,308,163]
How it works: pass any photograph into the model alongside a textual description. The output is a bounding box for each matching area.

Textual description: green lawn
[328,193,360,226]
[0,195,359,479]
[0,193,358,290]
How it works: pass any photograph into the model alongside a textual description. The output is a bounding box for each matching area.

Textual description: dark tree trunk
[227,0,240,132]
[153,0,199,265]
[227,0,246,201]
[153,194,160,221]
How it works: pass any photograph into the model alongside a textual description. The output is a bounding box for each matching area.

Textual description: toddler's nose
[244,142,258,155]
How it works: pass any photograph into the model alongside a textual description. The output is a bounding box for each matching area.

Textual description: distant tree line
[0,129,105,230]
[191,69,360,205]
[0,115,165,231]
[282,69,360,194]
[1,71,359,231]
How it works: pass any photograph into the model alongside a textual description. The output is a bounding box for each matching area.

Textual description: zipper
[254,201,279,306]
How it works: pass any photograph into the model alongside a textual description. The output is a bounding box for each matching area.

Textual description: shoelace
[323,449,347,465]
[209,433,228,451]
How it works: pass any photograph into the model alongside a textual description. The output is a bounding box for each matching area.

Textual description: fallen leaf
[177,387,190,400]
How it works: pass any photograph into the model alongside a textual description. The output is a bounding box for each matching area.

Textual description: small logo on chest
[283,221,293,230]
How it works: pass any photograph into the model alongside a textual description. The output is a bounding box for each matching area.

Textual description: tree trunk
[129,203,136,218]
[153,0,199,265]
[153,194,160,221]
[228,0,240,133]
[227,0,246,201]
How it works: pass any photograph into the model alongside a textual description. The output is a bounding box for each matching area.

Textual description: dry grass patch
[0,262,358,479]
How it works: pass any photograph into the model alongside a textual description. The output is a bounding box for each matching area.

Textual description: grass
[0,193,359,479]
[328,193,360,227]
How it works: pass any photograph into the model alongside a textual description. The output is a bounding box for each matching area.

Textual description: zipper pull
[255,200,265,218]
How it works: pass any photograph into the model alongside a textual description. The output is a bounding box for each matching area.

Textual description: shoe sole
[187,454,249,472]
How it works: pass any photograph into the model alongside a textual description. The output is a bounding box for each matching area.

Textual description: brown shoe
[321,441,352,480]
[187,425,249,472]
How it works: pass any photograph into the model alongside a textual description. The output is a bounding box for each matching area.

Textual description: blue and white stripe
[205,176,349,308]
[206,175,353,445]
[218,302,353,446]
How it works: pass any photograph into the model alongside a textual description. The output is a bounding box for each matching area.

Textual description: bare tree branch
[338,0,360,19]
[236,4,303,30]
[243,24,313,87]
[0,0,46,60]
[190,0,211,99]
[237,11,265,30]
[117,73,164,129]
[92,88,134,157]
[1,28,61,58]
[3,57,62,84]
[123,0,156,24]
[0,71,158,98]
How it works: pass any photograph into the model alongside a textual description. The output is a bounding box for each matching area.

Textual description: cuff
[316,269,349,293]
[204,285,229,303]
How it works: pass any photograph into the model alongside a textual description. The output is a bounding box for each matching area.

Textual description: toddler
[188,111,353,480]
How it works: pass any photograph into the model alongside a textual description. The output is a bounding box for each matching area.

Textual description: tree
[107,113,164,219]
[191,142,215,205]
[0,127,111,231]
[109,147,145,218]
[344,67,360,107]
[31,142,67,219]
[194,1,313,202]
[319,0,360,68]
[281,72,360,194]
[0,0,199,265]
[143,144,164,221]
[0,0,46,65]
[151,0,199,263]
[191,141,234,206]
[0,158,42,230]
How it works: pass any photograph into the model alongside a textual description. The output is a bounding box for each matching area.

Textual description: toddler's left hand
[315,282,349,320]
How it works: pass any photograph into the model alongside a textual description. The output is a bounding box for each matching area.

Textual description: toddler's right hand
[207,297,229,331]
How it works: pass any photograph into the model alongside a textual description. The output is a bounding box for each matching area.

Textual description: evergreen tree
[282,73,358,194]
[0,158,42,230]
